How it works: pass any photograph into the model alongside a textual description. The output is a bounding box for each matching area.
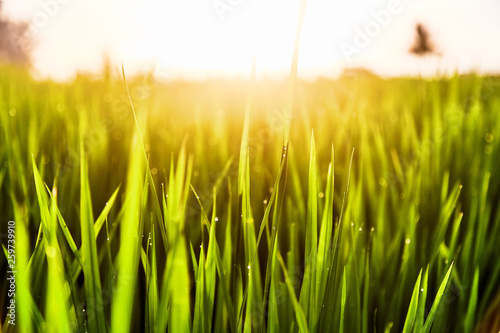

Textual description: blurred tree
[0,0,31,65]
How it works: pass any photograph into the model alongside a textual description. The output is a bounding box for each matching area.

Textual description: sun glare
[113,0,303,78]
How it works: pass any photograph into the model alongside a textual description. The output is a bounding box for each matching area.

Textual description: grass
[0,62,499,333]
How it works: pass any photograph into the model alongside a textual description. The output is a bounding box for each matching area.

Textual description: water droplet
[371,227,375,232]
[247,265,251,270]
[378,177,388,188]
[215,217,219,222]
[107,238,110,241]
[359,227,362,232]
[405,238,411,244]
[421,288,424,292]
[46,246,56,258]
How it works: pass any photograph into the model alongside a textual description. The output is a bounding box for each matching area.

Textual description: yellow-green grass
[1,65,500,332]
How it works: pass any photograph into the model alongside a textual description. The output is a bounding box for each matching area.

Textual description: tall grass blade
[402,269,422,333]
[421,262,455,333]
[414,266,429,331]
[277,253,309,333]
[110,136,144,333]
[299,131,318,330]
[340,267,347,333]
[464,267,479,332]
[79,140,106,333]
[32,157,73,332]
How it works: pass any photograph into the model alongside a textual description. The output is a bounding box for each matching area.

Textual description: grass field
[1,65,500,332]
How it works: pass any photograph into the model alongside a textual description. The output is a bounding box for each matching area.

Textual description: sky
[3,0,500,80]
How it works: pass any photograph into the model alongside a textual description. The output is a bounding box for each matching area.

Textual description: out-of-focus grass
[0,64,499,332]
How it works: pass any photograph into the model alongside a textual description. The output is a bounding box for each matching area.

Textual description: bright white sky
[3,0,500,80]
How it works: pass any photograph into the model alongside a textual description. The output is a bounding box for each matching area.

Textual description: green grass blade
[267,225,281,333]
[94,185,121,238]
[299,131,318,330]
[193,247,206,333]
[340,267,347,333]
[421,262,455,333]
[464,267,479,333]
[414,266,429,332]
[110,134,144,333]
[277,253,309,333]
[204,188,218,331]
[147,225,158,333]
[79,141,106,333]
[32,157,73,332]
[402,269,422,333]
[316,146,334,311]
[169,236,192,332]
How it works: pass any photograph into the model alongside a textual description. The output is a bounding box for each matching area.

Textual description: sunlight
[114,0,302,78]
